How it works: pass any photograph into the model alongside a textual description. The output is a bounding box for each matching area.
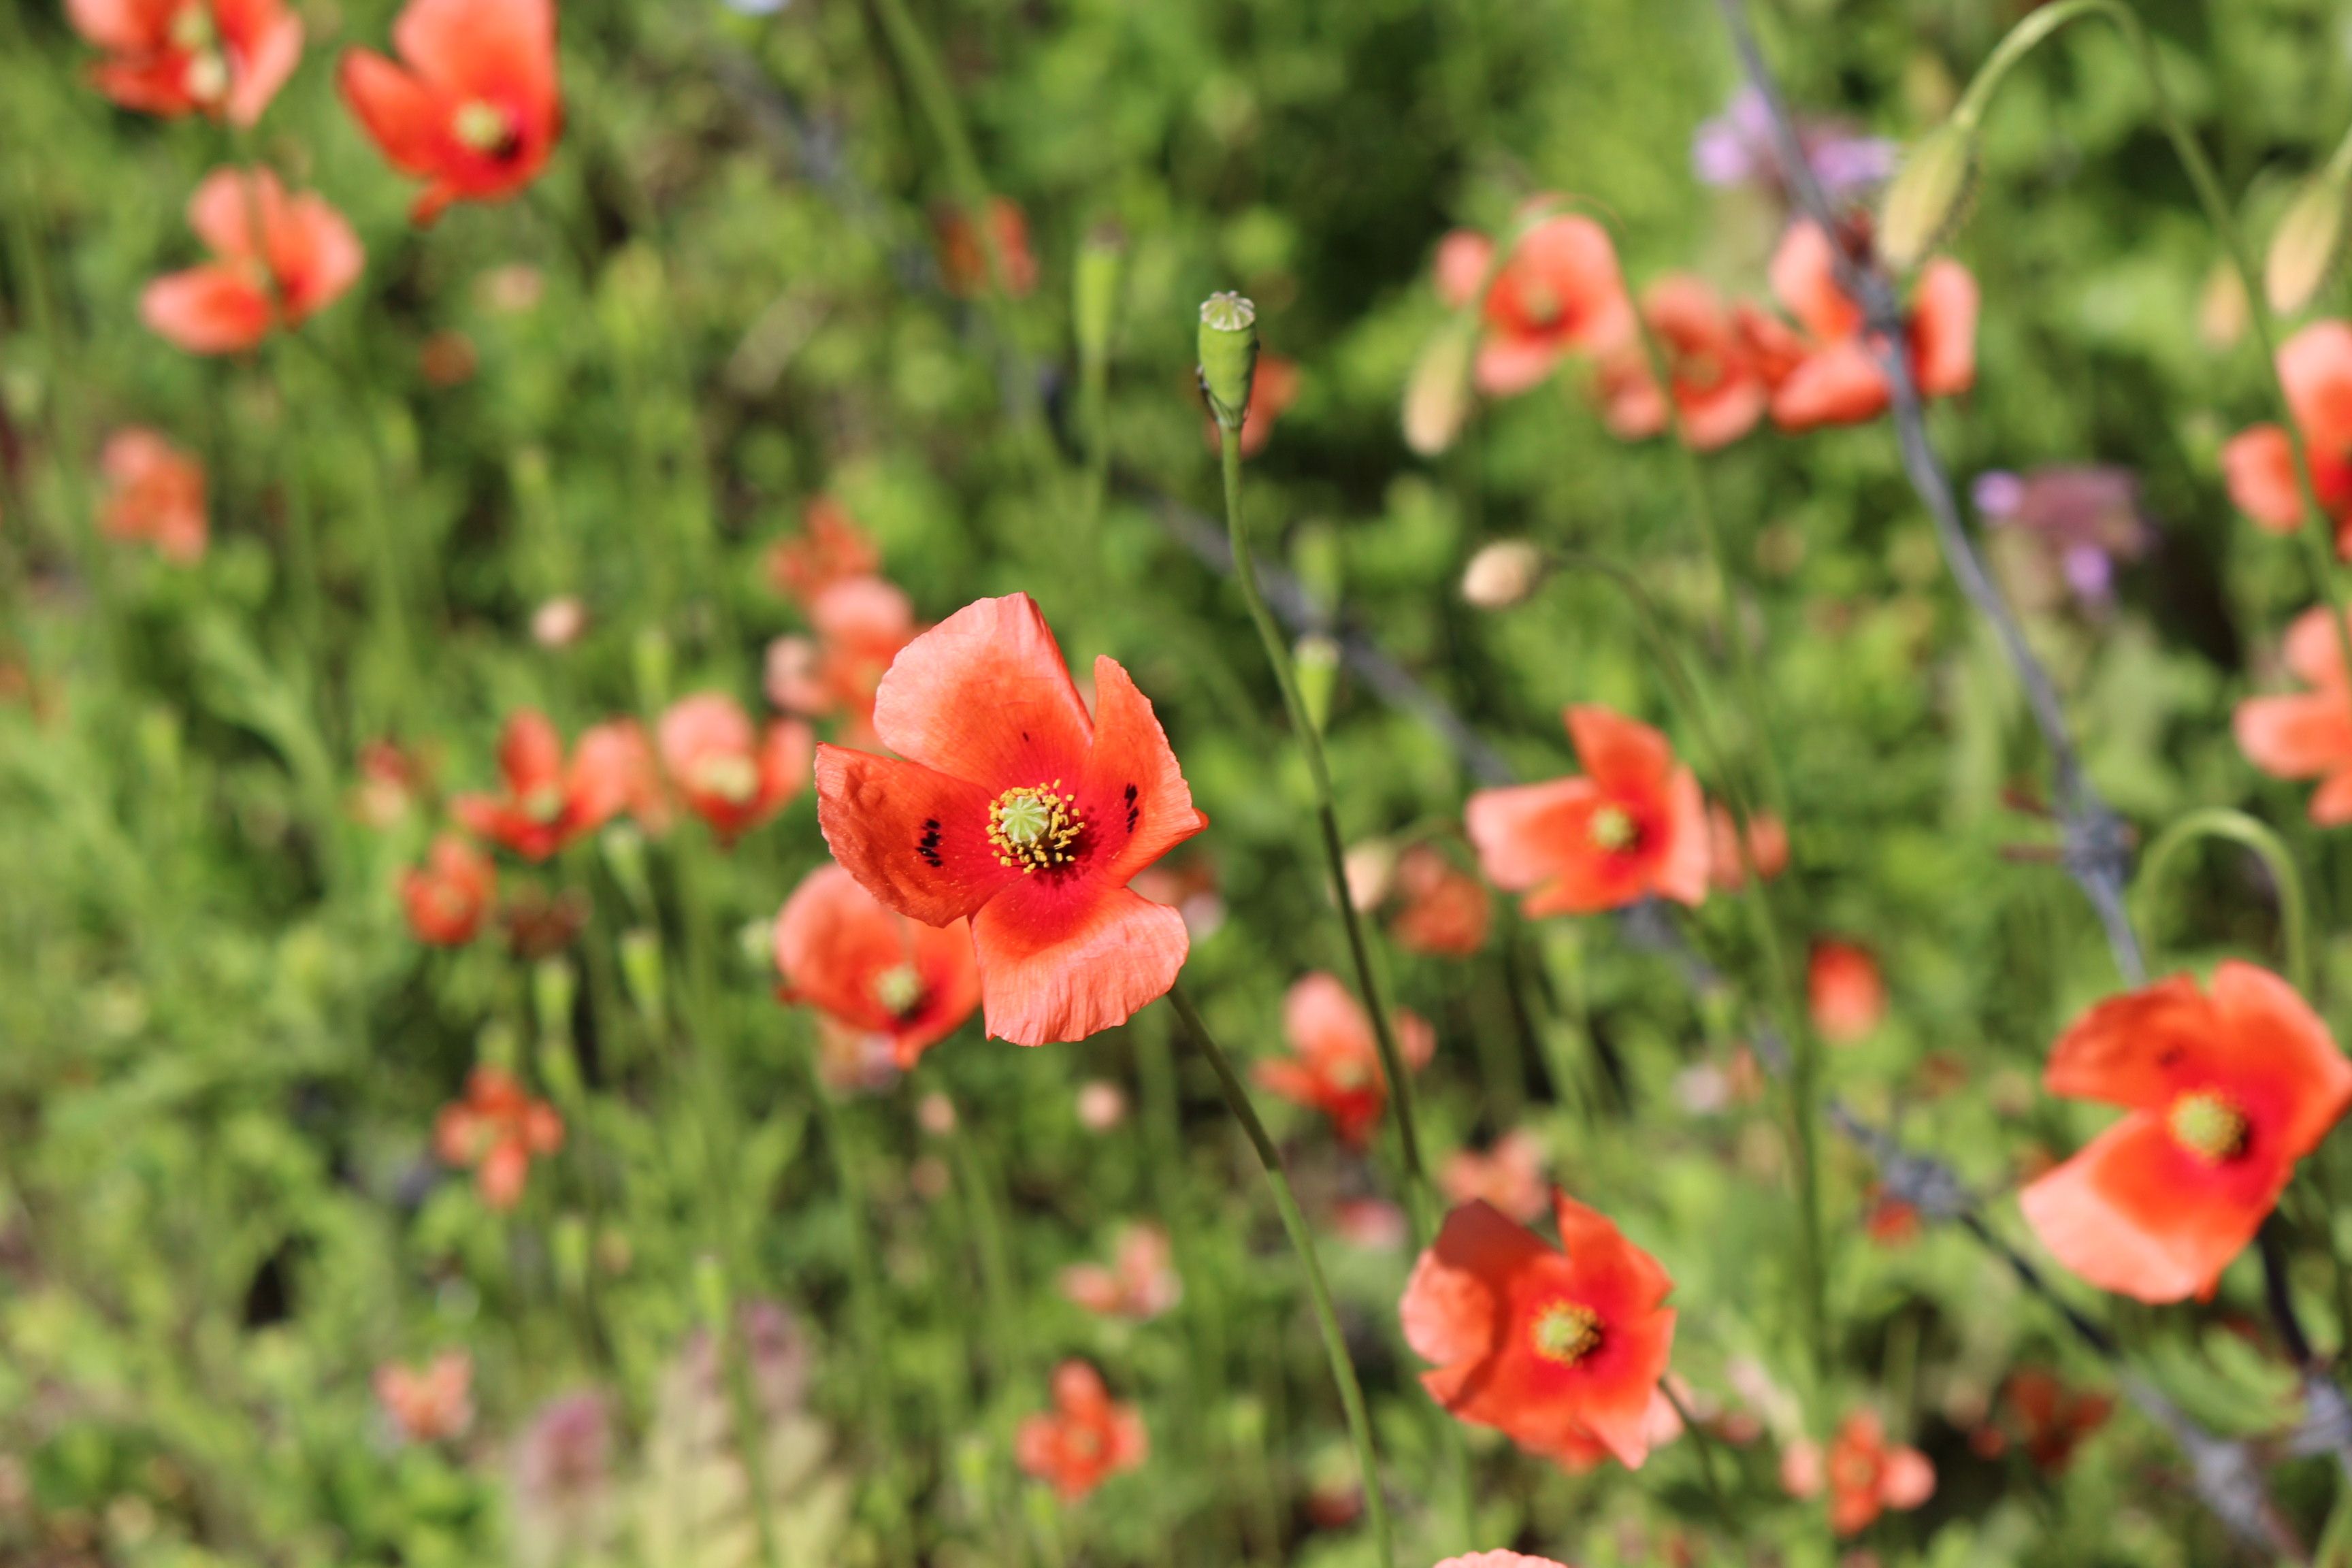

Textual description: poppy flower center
[871,962,924,1018]
[169,3,218,49]
[184,48,229,104]
[987,783,1083,874]
[453,99,519,157]
[691,753,760,806]
[2167,1090,2251,1163]
[521,783,568,824]
[1588,804,1639,853]
[1518,280,1562,329]
[1529,1298,1602,1365]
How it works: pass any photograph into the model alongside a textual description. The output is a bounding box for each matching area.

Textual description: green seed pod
[2268,174,2350,315]
[1075,222,1126,370]
[1878,121,1978,272]
[1196,291,1260,431]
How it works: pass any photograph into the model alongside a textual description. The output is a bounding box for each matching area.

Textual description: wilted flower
[69,0,304,126]
[435,1065,564,1209]
[376,1350,474,1443]
[1254,972,1436,1148]
[339,0,564,225]
[142,169,362,355]
[1975,465,2152,613]
[1692,86,1897,203]
[1015,1362,1146,1501]
[402,833,495,946]
[1781,1411,1934,1535]
[97,428,207,562]
[1059,1223,1181,1320]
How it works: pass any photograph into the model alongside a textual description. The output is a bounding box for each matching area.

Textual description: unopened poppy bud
[1196,291,1259,431]
[917,1091,958,1136]
[691,1254,730,1332]
[532,956,577,1044]
[1877,122,1977,271]
[2268,174,2350,314]
[1075,223,1126,369]
[1403,320,1477,457]
[1461,540,1546,608]
[1294,634,1340,733]
[2200,258,2250,349]
[1343,839,1396,910]
[619,926,665,1024]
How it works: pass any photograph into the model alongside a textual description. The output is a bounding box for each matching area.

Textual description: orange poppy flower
[1015,1360,1147,1501]
[402,833,495,946]
[142,168,362,355]
[1808,939,1885,1043]
[1473,214,1635,397]
[97,427,208,563]
[766,495,879,607]
[1254,971,1437,1148]
[1058,1222,1182,1322]
[2019,962,2352,1302]
[1465,705,1710,916]
[1440,1128,1549,1224]
[1388,844,1492,957]
[434,1065,564,1209]
[772,863,979,1070]
[1781,1410,1934,1535]
[813,593,1209,1046]
[765,576,921,750]
[375,1350,474,1443]
[1596,276,1767,451]
[1401,1192,1678,1469]
[2222,321,2352,555]
[339,0,562,226]
[2235,604,2352,823]
[1749,220,1976,431]
[937,197,1039,298]
[455,710,653,862]
[657,693,811,844]
[69,0,302,126]
[1705,803,1788,892]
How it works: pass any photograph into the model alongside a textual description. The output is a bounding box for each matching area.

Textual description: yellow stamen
[2168,1090,2250,1163]
[1588,804,1637,853]
[1529,1300,1602,1365]
[987,782,1083,875]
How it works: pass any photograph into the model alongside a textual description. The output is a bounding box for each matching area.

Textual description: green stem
[1165,985,1394,1568]
[2134,806,2314,997]
[1658,1379,1732,1524]
[1215,427,1435,1232]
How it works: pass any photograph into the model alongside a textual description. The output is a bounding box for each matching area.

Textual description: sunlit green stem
[1215,429,1435,1230]
[1165,985,1394,1568]
[2134,807,2313,997]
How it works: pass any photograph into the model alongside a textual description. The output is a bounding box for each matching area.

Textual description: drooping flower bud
[1461,540,1546,609]
[1403,319,1477,457]
[2268,174,2350,315]
[1075,223,1126,370]
[1196,292,1260,431]
[1877,122,1977,272]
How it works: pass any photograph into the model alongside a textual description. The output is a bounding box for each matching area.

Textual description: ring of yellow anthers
[1588,803,1637,853]
[1529,1299,1603,1367]
[2167,1090,2251,1164]
[988,782,1084,874]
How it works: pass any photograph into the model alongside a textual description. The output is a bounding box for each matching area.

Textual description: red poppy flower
[1203,353,1301,458]
[434,1065,564,1209]
[97,427,208,563]
[455,710,653,862]
[338,0,561,226]
[2236,605,2352,823]
[937,197,1039,298]
[1402,1192,1677,1469]
[1473,214,1635,397]
[1749,220,1976,431]
[813,593,1209,1046]
[142,168,363,356]
[772,863,979,1071]
[2019,962,2352,1303]
[1706,804,1788,892]
[1781,1410,1934,1535]
[1596,276,1767,451]
[402,833,495,946]
[2222,321,2352,555]
[1465,705,1710,916]
[1014,1361,1147,1501]
[766,576,921,751]
[1388,844,1492,958]
[1058,1223,1182,1322]
[1808,939,1885,1043]
[1254,971,1436,1148]
[657,693,811,843]
[375,1351,474,1443]
[69,0,302,126]
[1441,1129,1549,1224]
[766,495,879,607]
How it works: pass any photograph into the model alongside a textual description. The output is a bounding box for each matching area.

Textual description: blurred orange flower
[2235,605,2352,823]
[1781,1410,1933,1535]
[1441,1129,1549,1223]
[402,833,495,946]
[1058,1223,1181,1322]
[1746,220,1976,431]
[375,1350,474,1443]
[339,0,562,225]
[1597,276,1767,451]
[772,863,979,1070]
[765,576,921,750]
[657,693,811,844]
[98,427,207,563]
[1473,213,1635,397]
[937,197,1038,298]
[69,0,302,126]
[1706,803,1788,892]
[1254,971,1435,1148]
[434,1065,564,1209]
[1388,844,1492,957]
[766,496,879,607]
[456,710,654,861]
[142,168,361,355]
[1015,1361,1146,1501]
[1808,939,1884,1043]
[2221,321,2352,555]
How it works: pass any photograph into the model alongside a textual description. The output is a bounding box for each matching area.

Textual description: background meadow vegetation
[9,0,2352,1564]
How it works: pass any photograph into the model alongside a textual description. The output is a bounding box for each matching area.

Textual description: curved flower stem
[1656,1379,1732,1523]
[1549,551,1829,1386]
[1166,984,1394,1568]
[2134,807,2314,997]
[1950,0,2352,695]
[1215,429,1435,1229]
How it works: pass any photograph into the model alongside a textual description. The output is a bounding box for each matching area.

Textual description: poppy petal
[2208,960,2352,1158]
[2222,425,2306,534]
[338,48,449,177]
[141,264,273,354]
[224,9,304,126]
[1401,1200,1535,1369]
[2280,319,2352,450]
[67,0,170,51]
[2310,768,2352,826]
[1077,655,1208,885]
[1910,259,1978,398]
[1465,777,1599,893]
[1473,335,1561,398]
[2019,1114,2284,1302]
[391,0,557,101]
[1771,340,1889,429]
[870,593,1094,788]
[1769,221,1863,342]
[274,193,364,322]
[2234,691,2352,781]
[774,864,911,1032]
[815,745,1016,927]
[970,884,1188,1045]
[1652,766,1712,906]
[2283,605,2352,688]
[2042,975,2216,1109]
[1285,970,1374,1063]
[1565,705,1672,796]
